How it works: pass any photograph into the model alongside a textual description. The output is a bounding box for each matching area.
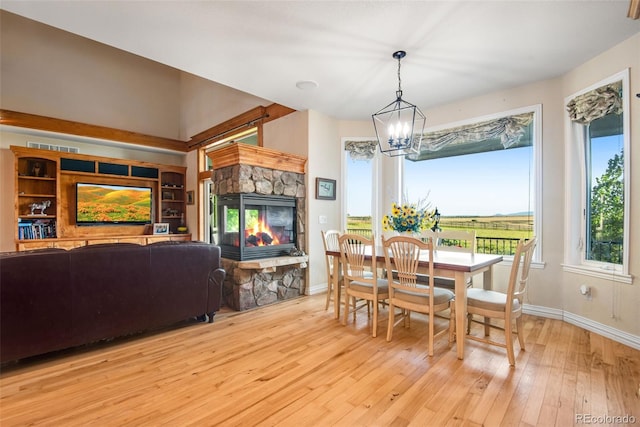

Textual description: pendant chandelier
[372,50,426,157]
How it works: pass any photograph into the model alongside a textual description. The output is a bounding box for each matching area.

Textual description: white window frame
[563,69,631,283]
[340,137,383,235]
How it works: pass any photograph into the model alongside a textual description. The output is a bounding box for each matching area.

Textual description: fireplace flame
[245,220,280,247]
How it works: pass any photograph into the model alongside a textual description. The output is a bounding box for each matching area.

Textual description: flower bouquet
[382,201,434,234]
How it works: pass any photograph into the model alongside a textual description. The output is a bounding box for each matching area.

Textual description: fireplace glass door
[218,194,296,260]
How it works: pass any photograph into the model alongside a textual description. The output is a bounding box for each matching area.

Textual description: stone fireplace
[208,144,308,311]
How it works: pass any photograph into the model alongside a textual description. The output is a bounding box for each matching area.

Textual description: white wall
[0,11,182,139]
[263,110,309,158]
[178,72,271,141]
[305,110,341,295]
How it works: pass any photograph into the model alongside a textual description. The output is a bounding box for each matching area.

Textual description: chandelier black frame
[372,50,426,157]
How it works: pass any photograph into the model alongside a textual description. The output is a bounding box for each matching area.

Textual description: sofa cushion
[69,244,152,346]
[1,249,73,362]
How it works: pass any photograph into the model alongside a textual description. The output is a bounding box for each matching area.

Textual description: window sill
[562,264,632,284]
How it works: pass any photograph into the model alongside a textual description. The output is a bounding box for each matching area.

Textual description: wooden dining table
[326,246,503,360]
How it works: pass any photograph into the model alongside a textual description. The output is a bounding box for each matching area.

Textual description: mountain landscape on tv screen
[77,185,151,222]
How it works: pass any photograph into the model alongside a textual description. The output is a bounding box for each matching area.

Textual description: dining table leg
[454,271,467,359]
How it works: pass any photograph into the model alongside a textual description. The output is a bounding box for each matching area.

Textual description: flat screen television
[76,183,153,225]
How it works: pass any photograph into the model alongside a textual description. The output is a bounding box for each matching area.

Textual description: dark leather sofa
[0,241,225,363]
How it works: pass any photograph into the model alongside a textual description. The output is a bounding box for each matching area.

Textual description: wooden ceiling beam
[187,103,296,150]
[1,103,296,153]
[0,109,188,152]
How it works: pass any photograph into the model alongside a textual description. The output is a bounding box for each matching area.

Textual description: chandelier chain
[396,55,403,98]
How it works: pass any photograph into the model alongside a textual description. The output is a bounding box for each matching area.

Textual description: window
[343,139,380,238]
[585,118,624,265]
[199,128,259,243]
[403,106,541,258]
[565,70,630,281]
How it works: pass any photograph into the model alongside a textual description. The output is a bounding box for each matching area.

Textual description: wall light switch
[319,215,327,224]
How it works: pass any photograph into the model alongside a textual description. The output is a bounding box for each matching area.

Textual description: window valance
[346,111,534,162]
[566,81,622,125]
[344,140,377,161]
[422,112,533,152]
[406,112,533,161]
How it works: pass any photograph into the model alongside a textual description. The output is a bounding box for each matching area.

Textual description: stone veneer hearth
[208,144,308,311]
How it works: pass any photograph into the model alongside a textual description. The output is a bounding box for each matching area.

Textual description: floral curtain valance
[421,112,534,153]
[344,140,378,161]
[566,81,622,125]
[345,112,533,161]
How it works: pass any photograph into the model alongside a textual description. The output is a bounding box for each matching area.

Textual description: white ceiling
[2,1,639,123]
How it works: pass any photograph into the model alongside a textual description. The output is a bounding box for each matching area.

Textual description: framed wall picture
[316,178,336,200]
[153,223,170,235]
[186,190,195,205]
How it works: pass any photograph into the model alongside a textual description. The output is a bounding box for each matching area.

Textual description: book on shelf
[18,219,56,240]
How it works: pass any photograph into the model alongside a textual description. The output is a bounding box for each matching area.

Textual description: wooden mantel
[208,144,307,174]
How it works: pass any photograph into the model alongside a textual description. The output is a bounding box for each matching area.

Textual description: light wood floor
[1,294,638,426]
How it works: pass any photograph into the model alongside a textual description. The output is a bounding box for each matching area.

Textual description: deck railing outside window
[346,229,531,256]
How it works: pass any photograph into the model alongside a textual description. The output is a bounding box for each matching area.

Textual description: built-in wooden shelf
[11,146,189,250]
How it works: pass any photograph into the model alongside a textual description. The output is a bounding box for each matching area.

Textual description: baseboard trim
[303,293,640,350]
[307,282,328,296]
[522,304,563,320]
[524,304,640,350]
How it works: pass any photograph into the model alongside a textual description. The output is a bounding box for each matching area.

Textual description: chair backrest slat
[507,237,537,308]
[382,235,433,295]
[338,233,378,283]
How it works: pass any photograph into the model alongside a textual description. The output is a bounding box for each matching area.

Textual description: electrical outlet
[579,284,591,299]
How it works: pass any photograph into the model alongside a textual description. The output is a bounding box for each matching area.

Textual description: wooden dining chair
[466,237,537,366]
[339,233,389,338]
[382,235,455,356]
[321,229,342,311]
[416,229,477,290]
[433,229,477,253]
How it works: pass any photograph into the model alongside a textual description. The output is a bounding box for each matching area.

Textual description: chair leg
[449,305,456,344]
[387,304,395,342]
[516,316,525,351]
[342,291,350,326]
[505,317,516,366]
[428,311,434,357]
[372,299,378,338]
[325,277,332,310]
[466,313,472,334]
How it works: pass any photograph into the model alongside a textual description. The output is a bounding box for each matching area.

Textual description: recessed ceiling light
[296,80,318,90]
